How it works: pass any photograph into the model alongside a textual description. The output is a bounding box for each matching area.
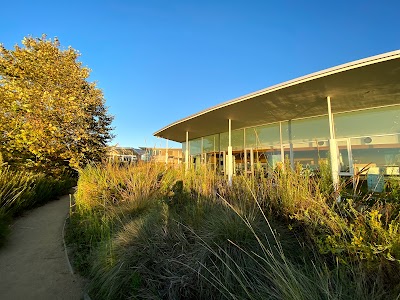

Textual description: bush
[66,162,400,299]
[0,166,76,245]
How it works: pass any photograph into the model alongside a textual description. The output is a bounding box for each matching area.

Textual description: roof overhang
[154,50,400,143]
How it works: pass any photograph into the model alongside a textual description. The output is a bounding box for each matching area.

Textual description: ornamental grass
[67,161,400,299]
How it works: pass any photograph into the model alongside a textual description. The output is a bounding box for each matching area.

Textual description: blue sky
[1,0,399,148]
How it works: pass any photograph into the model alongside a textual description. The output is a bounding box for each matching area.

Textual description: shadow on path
[0,194,85,300]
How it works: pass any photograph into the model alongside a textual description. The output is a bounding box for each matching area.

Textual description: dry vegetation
[0,166,76,245]
[67,162,400,299]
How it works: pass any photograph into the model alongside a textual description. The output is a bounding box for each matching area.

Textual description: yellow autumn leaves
[0,35,113,171]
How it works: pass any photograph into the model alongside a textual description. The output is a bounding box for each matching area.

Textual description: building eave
[154,50,400,143]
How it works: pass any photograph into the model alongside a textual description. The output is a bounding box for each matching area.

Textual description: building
[139,147,183,165]
[154,50,400,190]
[106,146,142,163]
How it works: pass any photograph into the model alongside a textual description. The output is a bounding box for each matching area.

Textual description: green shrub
[0,166,76,245]
[67,162,400,299]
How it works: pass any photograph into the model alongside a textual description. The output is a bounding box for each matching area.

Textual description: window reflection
[184,105,400,178]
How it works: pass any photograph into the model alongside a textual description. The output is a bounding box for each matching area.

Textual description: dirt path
[0,195,86,300]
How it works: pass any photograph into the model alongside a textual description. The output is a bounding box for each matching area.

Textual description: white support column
[185,131,189,171]
[327,96,340,198]
[279,121,284,165]
[243,128,246,148]
[288,120,294,169]
[227,119,233,185]
[165,139,168,165]
[213,135,216,171]
[201,137,204,164]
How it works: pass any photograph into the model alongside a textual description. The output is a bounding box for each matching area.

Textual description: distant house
[106,146,142,163]
[139,147,183,165]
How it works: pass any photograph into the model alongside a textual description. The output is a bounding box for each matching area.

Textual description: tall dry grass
[0,166,76,245]
[67,161,400,299]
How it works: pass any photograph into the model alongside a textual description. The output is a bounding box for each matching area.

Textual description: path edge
[62,206,75,275]
[62,192,92,300]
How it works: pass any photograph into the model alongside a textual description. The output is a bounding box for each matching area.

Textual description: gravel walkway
[0,194,85,300]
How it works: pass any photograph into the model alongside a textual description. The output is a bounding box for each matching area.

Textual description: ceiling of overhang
[155,52,400,143]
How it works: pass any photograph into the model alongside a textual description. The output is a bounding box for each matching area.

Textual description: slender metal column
[228,119,231,146]
[213,136,216,171]
[243,128,246,148]
[227,119,233,185]
[288,120,294,169]
[165,139,168,164]
[185,131,189,171]
[201,137,204,165]
[327,96,335,139]
[279,121,284,165]
[327,96,340,199]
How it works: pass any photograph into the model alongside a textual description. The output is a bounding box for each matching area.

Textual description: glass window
[220,132,228,152]
[334,106,400,138]
[245,127,257,149]
[283,140,329,171]
[219,129,244,151]
[203,134,220,153]
[189,138,202,155]
[232,129,244,151]
[289,116,330,142]
[245,123,281,149]
[260,147,282,171]
[182,142,186,154]
[351,134,400,175]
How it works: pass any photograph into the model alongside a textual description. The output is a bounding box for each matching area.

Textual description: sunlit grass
[0,166,76,245]
[66,161,400,299]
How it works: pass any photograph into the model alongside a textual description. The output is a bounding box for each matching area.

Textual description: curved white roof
[154,50,400,143]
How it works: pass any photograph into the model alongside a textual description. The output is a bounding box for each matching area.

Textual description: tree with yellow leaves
[0,35,114,171]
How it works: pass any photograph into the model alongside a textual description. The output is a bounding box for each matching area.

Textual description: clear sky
[1,0,399,149]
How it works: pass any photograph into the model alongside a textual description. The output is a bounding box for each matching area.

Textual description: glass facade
[350,134,400,174]
[203,134,219,153]
[189,138,202,155]
[182,142,186,153]
[232,129,245,150]
[334,106,400,175]
[245,123,280,149]
[183,105,400,179]
[334,106,400,138]
[219,129,244,151]
[290,141,329,171]
[289,116,330,142]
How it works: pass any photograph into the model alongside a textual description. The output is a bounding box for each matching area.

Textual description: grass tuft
[0,166,76,245]
[66,161,400,299]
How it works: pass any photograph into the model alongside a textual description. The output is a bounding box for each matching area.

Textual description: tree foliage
[0,35,114,171]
